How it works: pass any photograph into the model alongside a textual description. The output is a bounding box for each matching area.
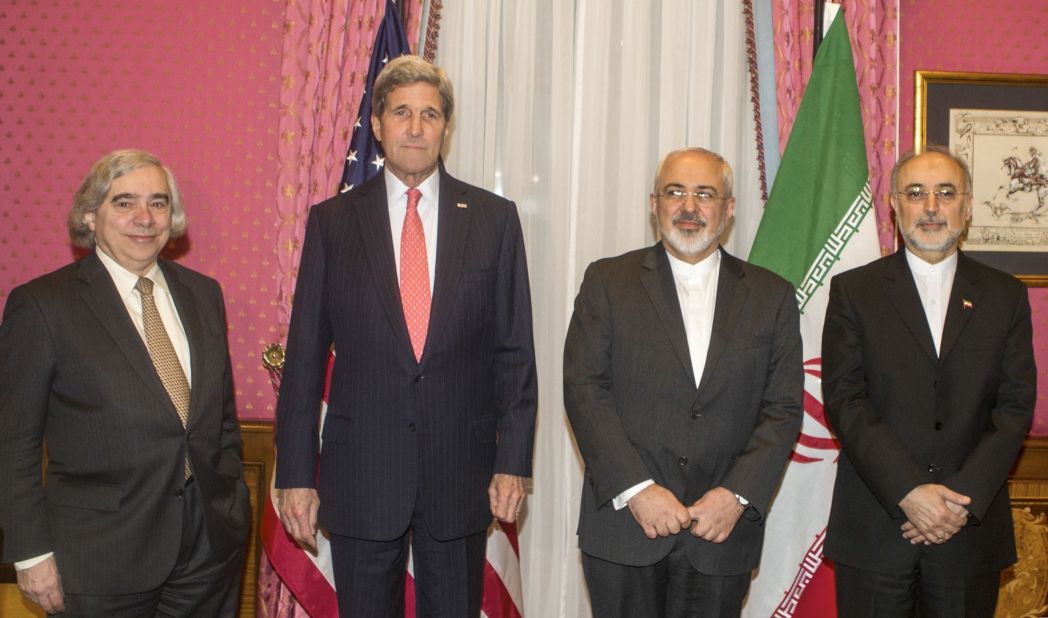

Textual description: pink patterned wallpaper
[0,1,284,419]
[900,0,1048,432]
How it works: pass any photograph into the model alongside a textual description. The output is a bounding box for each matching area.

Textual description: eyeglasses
[657,189,725,205]
[897,186,967,204]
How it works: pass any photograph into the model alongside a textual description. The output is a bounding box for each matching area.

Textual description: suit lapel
[640,244,695,386]
[354,177,416,363]
[423,173,471,367]
[938,253,982,361]
[161,262,205,427]
[883,250,938,362]
[698,250,747,394]
[77,253,182,422]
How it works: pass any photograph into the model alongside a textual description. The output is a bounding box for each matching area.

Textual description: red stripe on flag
[261,495,338,617]
[481,561,522,618]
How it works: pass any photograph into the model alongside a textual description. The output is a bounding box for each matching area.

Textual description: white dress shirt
[15,249,192,571]
[905,249,958,356]
[612,249,721,510]
[385,168,440,292]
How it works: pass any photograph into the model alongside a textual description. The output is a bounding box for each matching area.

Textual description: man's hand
[898,484,970,545]
[489,473,527,523]
[276,487,320,551]
[16,556,64,614]
[687,487,745,543]
[627,484,691,539]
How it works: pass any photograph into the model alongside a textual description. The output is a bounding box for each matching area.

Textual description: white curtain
[436,2,762,615]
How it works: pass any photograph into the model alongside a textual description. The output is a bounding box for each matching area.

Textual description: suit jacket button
[934,422,943,431]
[927,464,939,473]
[414,375,425,384]
[678,457,688,467]
[408,423,417,432]
[691,411,701,419]
[174,488,185,497]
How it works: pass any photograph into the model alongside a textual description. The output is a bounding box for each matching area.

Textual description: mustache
[916,215,947,226]
[673,212,708,227]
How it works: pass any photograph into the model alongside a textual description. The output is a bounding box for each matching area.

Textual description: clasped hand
[899,483,970,545]
[628,485,743,543]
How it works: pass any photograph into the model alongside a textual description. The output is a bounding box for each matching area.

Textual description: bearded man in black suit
[823,145,1037,616]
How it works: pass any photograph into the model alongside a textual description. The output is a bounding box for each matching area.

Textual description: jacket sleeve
[491,204,538,477]
[274,208,333,489]
[0,285,56,562]
[822,275,926,516]
[944,283,1035,520]
[718,278,804,519]
[564,262,653,506]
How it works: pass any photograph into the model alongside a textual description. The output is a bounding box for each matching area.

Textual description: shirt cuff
[612,479,655,510]
[14,552,53,571]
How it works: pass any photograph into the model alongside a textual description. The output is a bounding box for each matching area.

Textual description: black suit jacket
[563,244,803,575]
[823,250,1036,575]
[275,170,537,542]
[0,252,250,594]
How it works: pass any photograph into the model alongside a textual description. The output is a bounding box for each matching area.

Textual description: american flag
[261,2,524,615]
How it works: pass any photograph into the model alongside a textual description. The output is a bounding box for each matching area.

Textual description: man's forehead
[899,152,964,183]
[106,166,169,196]
[659,153,723,186]
[387,82,442,106]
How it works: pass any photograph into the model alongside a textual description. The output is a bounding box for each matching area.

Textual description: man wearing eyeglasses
[823,145,1036,616]
[564,147,803,616]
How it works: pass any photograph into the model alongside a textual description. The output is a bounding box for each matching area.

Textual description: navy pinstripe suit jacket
[275,170,537,542]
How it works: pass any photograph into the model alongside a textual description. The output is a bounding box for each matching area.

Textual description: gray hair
[68,149,186,248]
[372,55,455,121]
[891,144,973,195]
[652,147,734,198]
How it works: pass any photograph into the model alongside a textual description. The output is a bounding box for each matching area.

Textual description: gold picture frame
[915,70,1048,287]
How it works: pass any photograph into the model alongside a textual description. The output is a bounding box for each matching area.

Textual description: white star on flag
[346,150,357,163]
[370,155,385,170]
[354,116,362,129]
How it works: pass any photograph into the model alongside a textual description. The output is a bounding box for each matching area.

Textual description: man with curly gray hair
[0,149,249,616]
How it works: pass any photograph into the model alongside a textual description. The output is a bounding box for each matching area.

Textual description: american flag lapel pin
[962,299,973,310]
[457,202,468,209]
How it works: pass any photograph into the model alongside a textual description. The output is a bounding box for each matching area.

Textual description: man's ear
[371,114,382,142]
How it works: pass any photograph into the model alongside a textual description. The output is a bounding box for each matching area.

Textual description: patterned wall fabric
[0,1,285,419]
[274,0,419,339]
[772,0,900,255]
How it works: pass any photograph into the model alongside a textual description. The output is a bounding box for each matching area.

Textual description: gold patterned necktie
[136,277,192,478]
[400,188,430,362]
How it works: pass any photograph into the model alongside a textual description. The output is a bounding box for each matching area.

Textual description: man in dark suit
[564,147,803,617]
[823,145,1037,616]
[0,149,250,616]
[274,55,537,617]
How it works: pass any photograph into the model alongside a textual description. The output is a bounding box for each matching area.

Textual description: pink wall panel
[900,0,1048,432]
[0,1,284,419]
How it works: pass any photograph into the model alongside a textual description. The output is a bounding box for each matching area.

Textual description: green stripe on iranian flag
[743,12,880,618]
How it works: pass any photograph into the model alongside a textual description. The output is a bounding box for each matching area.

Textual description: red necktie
[400,187,430,361]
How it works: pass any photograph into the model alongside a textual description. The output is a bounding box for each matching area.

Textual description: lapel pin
[962,299,973,310]
[457,202,468,209]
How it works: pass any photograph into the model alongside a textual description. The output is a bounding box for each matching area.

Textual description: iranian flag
[742,11,880,617]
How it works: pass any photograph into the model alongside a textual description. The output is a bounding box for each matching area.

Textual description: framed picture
[915,70,1048,287]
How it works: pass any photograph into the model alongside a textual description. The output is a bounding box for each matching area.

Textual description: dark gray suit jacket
[564,244,803,575]
[0,252,250,594]
[823,250,1036,575]
[275,170,537,542]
